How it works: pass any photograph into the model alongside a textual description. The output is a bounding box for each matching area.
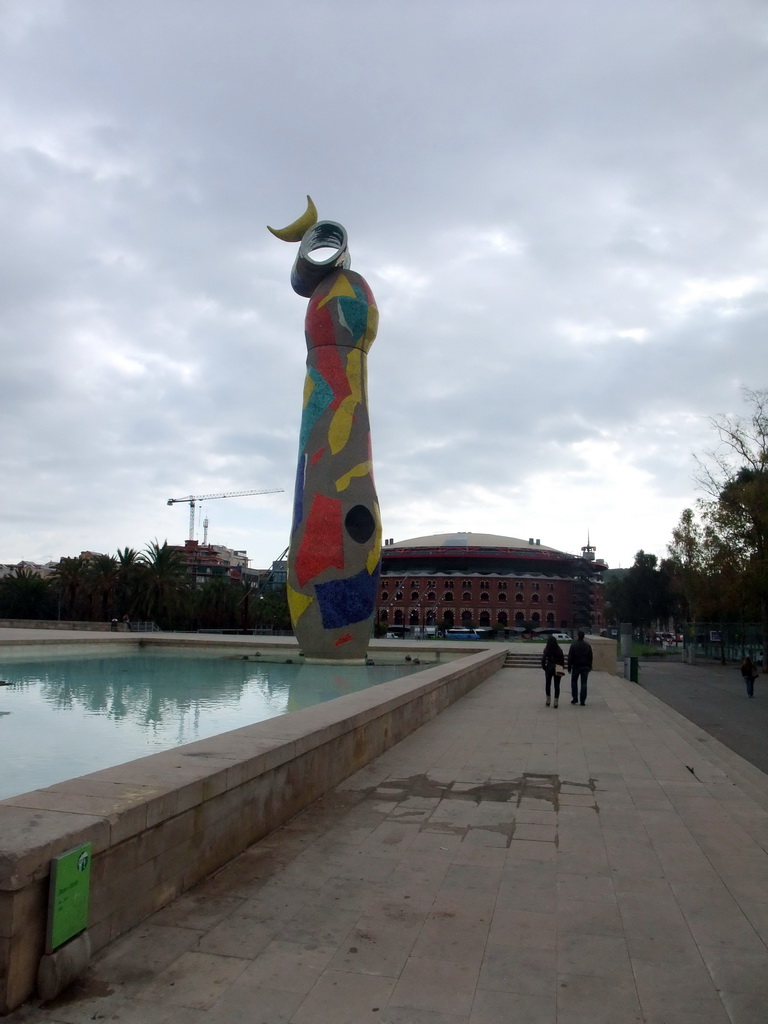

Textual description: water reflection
[0,651,420,800]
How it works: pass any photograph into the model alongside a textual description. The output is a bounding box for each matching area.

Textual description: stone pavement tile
[411,894,494,964]
[469,988,555,1024]
[355,820,424,859]
[740,898,768,944]
[440,862,504,893]
[322,849,399,883]
[452,842,507,868]
[464,828,509,848]
[556,972,643,1024]
[301,874,376,913]
[133,950,250,1010]
[557,898,624,938]
[408,830,463,856]
[631,957,730,1024]
[195,905,280,959]
[556,932,634,980]
[487,907,556,950]
[512,823,556,842]
[204,983,306,1024]
[718,990,768,1024]
[505,838,556,861]
[376,1009,467,1024]
[698,946,768,994]
[388,956,479,1016]
[513,806,557,826]
[271,900,362,949]
[235,938,336,994]
[7,989,175,1024]
[650,839,721,886]
[495,877,557,916]
[617,890,704,964]
[90,922,206,996]
[191,844,293,899]
[292,969,396,1024]
[149,893,245,932]
[556,873,617,905]
[370,869,448,911]
[477,943,556,995]
[326,900,427,977]
[671,881,764,951]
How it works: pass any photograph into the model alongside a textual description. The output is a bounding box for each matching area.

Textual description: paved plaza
[7,660,768,1024]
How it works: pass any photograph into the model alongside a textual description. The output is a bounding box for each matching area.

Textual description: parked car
[549,632,572,642]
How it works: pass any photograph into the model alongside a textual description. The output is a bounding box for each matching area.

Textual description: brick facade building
[378,532,606,635]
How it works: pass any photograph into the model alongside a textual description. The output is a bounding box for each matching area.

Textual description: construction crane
[167,488,284,541]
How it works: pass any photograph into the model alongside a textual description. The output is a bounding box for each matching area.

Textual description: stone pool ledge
[0,643,505,1014]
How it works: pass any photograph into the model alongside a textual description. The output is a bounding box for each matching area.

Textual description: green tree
[87,553,120,621]
[0,568,56,619]
[116,547,144,619]
[696,388,768,668]
[51,556,89,620]
[136,540,190,628]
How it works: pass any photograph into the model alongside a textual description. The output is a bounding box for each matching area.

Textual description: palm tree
[87,554,119,621]
[136,540,190,628]
[51,556,88,620]
[116,547,144,619]
[0,568,55,619]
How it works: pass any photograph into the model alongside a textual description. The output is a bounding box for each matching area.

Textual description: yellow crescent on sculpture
[267,195,318,242]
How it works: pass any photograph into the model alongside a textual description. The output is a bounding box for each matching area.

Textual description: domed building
[377,531,607,635]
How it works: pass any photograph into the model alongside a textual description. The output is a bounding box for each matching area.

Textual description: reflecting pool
[0,647,423,800]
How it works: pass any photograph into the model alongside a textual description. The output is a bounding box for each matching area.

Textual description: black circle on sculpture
[345,505,376,544]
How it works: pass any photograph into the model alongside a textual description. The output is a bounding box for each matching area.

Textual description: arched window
[444,592,454,601]
[395,591,403,601]
[532,612,540,624]
[546,594,554,603]
[461,610,473,623]
[479,611,490,626]
[444,609,454,625]
[515,593,524,602]
[531,594,540,603]
[411,591,419,601]
[497,611,508,625]
[409,610,419,625]
[427,591,436,601]
[462,591,471,601]
[498,593,507,602]
[546,612,555,624]
[381,591,389,601]
[380,609,389,621]
[515,611,525,623]
[480,592,490,601]
[394,610,403,625]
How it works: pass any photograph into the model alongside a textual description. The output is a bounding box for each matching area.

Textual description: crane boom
[166,488,284,541]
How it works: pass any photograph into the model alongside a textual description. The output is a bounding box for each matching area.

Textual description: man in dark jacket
[567,631,593,705]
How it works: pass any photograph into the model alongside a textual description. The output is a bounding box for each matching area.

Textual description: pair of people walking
[541,631,593,707]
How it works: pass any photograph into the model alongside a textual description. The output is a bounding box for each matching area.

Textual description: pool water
[0,647,422,800]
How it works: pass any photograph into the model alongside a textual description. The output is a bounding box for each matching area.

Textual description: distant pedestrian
[541,635,565,708]
[740,656,758,698]
[568,630,593,705]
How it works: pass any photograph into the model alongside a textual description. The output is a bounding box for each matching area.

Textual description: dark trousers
[571,667,589,704]
[743,673,755,697]
[545,668,561,699]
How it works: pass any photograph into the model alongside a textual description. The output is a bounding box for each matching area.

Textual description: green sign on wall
[47,843,92,952]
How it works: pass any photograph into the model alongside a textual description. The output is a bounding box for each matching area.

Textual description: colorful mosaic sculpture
[268,198,381,662]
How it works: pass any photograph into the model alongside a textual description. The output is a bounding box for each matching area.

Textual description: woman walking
[541,635,565,707]
[740,656,758,698]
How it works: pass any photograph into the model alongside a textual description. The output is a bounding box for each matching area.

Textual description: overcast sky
[1,0,767,571]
